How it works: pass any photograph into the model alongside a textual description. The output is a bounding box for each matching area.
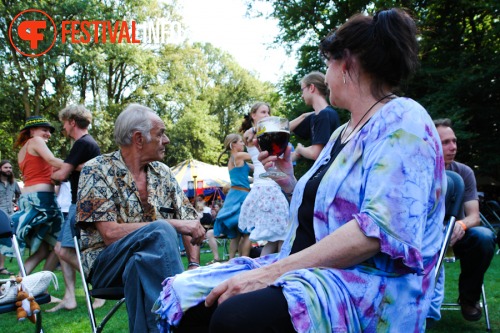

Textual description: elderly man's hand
[177,220,206,245]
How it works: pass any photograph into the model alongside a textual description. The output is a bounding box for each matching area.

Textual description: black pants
[174,286,296,333]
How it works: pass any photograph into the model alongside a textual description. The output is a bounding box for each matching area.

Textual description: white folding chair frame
[74,235,126,333]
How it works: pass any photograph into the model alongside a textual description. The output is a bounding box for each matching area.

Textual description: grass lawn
[1,244,498,332]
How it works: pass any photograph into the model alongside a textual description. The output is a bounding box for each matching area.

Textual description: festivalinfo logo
[9,9,183,57]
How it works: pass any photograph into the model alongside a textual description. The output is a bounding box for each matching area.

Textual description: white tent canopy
[171,159,230,191]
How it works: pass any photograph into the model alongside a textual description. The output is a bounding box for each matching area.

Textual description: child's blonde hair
[217,133,242,165]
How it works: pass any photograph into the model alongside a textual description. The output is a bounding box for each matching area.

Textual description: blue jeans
[90,221,183,333]
[453,226,496,302]
[57,204,76,247]
[428,226,496,320]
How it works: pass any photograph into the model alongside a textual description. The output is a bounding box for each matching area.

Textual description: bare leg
[92,298,106,309]
[260,241,279,256]
[24,242,50,274]
[43,250,59,271]
[206,230,220,261]
[229,235,240,259]
[239,234,252,257]
[46,243,77,312]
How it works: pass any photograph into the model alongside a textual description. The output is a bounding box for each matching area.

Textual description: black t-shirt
[291,138,346,254]
[293,106,340,145]
[65,134,101,204]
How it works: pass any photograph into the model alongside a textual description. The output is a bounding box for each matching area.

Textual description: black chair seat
[0,292,51,314]
[90,287,124,300]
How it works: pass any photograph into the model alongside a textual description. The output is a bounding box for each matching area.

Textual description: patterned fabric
[239,146,289,241]
[11,191,63,252]
[77,150,197,278]
[155,98,446,333]
[213,162,250,238]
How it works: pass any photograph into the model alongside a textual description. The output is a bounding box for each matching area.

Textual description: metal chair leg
[96,298,126,333]
[481,284,491,332]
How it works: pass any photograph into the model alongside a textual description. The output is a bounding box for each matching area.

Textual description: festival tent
[171,159,230,196]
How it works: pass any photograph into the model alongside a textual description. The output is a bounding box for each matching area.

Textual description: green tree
[249,0,500,184]
[406,0,500,184]
[0,0,283,175]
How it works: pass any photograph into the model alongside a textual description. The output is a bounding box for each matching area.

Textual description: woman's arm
[234,151,252,167]
[289,111,314,132]
[30,137,64,168]
[205,219,380,305]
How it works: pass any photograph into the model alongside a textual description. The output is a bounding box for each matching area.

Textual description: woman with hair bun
[156,9,445,332]
[213,134,253,259]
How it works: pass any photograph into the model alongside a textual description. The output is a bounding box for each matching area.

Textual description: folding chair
[216,236,230,260]
[0,209,51,333]
[435,171,491,331]
[74,230,125,333]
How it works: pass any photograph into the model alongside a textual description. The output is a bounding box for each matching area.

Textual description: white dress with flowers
[238,146,290,241]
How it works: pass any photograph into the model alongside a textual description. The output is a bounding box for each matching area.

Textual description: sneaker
[460,300,482,321]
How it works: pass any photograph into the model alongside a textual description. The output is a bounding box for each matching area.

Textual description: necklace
[340,93,394,144]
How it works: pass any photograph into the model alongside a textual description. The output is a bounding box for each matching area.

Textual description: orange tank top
[20,145,53,187]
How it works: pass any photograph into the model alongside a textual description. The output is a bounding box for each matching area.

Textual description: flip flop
[0,267,14,275]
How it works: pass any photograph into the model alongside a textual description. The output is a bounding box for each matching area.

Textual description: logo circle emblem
[8,9,57,57]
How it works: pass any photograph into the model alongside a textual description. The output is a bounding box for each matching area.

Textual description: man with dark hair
[0,160,21,275]
[49,105,101,312]
[77,104,205,333]
[429,118,496,322]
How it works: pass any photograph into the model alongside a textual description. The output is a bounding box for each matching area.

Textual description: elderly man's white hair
[114,103,159,146]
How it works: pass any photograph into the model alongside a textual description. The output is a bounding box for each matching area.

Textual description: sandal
[0,267,14,275]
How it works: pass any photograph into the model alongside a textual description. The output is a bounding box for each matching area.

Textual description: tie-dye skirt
[11,191,63,252]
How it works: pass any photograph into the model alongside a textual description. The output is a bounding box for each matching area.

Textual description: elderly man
[428,118,496,324]
[77,104,205,333]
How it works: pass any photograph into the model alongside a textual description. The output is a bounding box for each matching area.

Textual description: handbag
[21,271,58,297]
[0,271,58,304]
[0,278,18,304]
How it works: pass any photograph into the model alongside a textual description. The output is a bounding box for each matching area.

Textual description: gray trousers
[90,221,183,333]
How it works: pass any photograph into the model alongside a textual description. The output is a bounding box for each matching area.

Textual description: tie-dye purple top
[155,98,445,333]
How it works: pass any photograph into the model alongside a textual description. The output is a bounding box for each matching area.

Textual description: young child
[213,134,253,258]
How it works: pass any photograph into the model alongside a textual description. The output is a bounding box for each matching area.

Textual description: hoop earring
[229,143,233,150]
[342,72,346,84]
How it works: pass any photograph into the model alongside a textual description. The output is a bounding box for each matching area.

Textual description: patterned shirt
[77,150,197,277]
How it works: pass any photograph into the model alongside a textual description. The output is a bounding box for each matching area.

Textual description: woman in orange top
[12,116,64,274]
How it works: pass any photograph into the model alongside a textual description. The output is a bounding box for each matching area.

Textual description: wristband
[457,220,467,231]
[188,262,200,268]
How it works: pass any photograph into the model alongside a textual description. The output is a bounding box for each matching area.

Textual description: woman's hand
[205,265,281,306]
[243,127,256,146]
[258,145,296,193]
